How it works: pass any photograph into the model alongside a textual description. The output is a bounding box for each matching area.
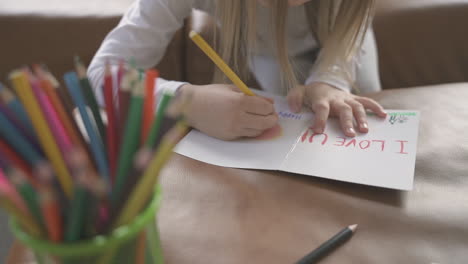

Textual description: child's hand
[180,84,278,140]
[287,82,387,137]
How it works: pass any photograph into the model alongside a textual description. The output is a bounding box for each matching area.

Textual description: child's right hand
[179,84,278,140]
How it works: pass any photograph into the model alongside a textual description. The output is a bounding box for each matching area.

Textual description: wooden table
[7,84,468,263]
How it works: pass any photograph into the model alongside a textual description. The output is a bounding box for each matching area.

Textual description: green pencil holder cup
[10,186,164,264]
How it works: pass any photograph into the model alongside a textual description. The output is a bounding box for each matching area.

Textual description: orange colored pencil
[142,69,159,144]
[39,188,62,242]
[135,231,147,264]
[36,163,63,242]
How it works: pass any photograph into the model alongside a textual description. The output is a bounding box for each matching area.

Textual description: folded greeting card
[175,91,420,190]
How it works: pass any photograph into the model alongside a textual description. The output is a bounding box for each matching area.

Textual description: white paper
[175,91,420,190]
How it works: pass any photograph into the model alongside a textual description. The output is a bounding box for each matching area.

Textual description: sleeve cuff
[305,74,352,93]
[156,79,188,96]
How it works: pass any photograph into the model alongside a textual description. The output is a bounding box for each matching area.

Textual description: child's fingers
[346,99,368,133]
[240,112,278,131]
[287,87,304,113]
[311,100,330,134]
[242,96,275,115]
[355,97,387,118]
[332,101,356,137]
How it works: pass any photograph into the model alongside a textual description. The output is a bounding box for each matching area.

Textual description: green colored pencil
[145,92,173,148]
[11,170,45,232]
[64,181,88,242]
[112,79,145,205]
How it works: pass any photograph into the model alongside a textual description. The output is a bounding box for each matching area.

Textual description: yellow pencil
[9,71,73,198]
[189,30,256,96]
[113,122,189,228]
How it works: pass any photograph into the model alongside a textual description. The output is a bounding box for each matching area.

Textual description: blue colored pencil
[0,83,35,133]
[0,111,44,165]
[63,72,110,187]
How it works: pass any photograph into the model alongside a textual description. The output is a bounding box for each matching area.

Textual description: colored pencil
[295,224,358,264]
[36,164,63,243]
[80,172,108,237]
[27,72,73,157]
[135,231,147,264]
[74,56,107,143]
[142,69,159,143]
[0,109,44,165]
[0,195,42,237]
[0,140,35,184]
[41,66,95,165]
[10,71,73,198]
[103,61,118,181]
[0,60,191,258]
[0,168,29,215]
[39,188,62,242]
[64,72,109,186]
[145,92,173,148]
[64,150,91,242]
[113,121,189,228]
[0,103,42,154]
[10,169,45,231]
[118,69,138,138]
[112,78,145,205]
[0,84,35,133]
[189,30,255,96]
[34,65,82,147]
[116,60,125,147]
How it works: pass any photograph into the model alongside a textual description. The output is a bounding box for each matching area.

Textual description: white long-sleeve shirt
[88,0,380,103]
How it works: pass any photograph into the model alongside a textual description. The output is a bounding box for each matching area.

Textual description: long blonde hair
[215,0,375,92]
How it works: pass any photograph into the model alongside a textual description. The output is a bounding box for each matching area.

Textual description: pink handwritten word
[300,129,409,154]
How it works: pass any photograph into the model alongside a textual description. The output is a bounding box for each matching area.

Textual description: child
[88,0,387,140]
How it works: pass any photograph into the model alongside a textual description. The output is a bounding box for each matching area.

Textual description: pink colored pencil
[0,168,28,215]
[25,71,73,157]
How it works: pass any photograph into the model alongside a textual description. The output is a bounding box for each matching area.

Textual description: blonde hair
[215,0,375,92]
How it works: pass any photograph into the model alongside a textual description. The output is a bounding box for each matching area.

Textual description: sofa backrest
[375,0,468,89]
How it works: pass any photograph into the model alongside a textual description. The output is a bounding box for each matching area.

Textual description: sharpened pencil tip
[349,224,358,232]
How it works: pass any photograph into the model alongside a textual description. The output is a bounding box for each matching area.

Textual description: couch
[3,0,468,263]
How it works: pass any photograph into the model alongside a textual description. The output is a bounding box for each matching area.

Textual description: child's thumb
[287,87,304,113]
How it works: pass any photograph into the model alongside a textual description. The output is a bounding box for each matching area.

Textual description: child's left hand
[287,82,387,137]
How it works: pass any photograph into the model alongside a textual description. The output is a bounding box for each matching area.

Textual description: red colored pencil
[116,60,126,145]
[141,69,159,144]
[0,139,36,186]
[104,61,118,183]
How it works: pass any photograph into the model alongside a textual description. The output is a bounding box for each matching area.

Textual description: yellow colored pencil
[9,71,73,198]
[113,122,189,228]
[189,30,256,96]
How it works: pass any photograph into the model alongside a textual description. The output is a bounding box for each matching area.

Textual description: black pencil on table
[296,224,358,264]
